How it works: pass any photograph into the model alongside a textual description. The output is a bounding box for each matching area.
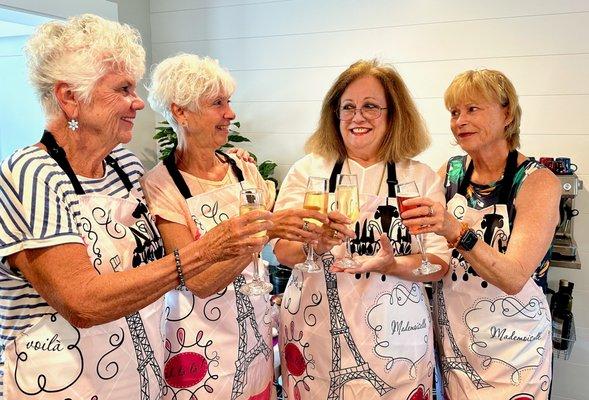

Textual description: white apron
[161,152,275,400]
[279,161,434,400]
[434,193,552,400]
[3,132,166,399]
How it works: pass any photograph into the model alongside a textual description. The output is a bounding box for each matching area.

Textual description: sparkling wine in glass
[395,181,442,276]
[335,174,360,269]
[238,188,273,296]
[295,177,328,273]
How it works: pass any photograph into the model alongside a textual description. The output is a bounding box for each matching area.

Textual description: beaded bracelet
[173,248,186,290]
[447,222,470,249]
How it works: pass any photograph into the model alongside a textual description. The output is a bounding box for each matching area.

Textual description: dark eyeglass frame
[336,105,388,121]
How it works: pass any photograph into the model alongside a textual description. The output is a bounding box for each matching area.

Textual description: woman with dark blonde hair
[273,59,450,399]
[402,69,559,399]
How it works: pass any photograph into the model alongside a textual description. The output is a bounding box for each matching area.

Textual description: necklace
[346,158,387,196]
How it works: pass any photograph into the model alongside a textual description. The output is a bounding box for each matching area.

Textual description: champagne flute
[238,188,273,296]
[294,177,329,273]
[335,174,361,269]
[395,181,442,276]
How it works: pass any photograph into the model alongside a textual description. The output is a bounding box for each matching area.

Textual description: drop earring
[68,119,79,131]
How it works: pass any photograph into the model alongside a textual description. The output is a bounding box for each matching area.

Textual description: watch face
[460,229,478,251]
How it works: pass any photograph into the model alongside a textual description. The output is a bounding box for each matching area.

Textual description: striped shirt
[0,144,145,396]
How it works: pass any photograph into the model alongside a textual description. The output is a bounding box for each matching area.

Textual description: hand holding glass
[395,181,442,276]
[295,177,328,273]
[238,188,273,295]
[335,174,360,269]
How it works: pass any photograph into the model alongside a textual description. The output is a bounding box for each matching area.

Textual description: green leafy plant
[153,121,278,185]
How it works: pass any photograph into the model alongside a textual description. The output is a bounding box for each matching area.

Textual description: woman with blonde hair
[402,69,559,399]
[0,15,270,399]
[273,59,450,399]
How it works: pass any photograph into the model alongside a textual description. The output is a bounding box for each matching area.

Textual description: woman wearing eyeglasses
[273,60,450,400]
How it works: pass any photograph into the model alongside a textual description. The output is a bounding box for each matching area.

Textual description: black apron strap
[215,150,245,185]
[328,158,397,197]
[41,130,85,195]
[41,130,135,196]
[386,161,397,198]
[164,149,248,200]
[163,151,192,200]
[328,160,344,192]
[498,149,519,206]
[105,155,133,192]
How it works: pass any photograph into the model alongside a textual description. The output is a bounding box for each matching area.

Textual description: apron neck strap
[41,130,132,195]
[458,150,519,205]
[328,158,397,197]
[386,161,398,198]
[328,160,344,192]
[163,150,192,199]
[215,150,245,185]
[164,149,246,200]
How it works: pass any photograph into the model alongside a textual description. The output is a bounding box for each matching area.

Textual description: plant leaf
[228,134,250,143]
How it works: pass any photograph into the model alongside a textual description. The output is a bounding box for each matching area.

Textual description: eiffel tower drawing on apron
[125,311,165,399]
[434,282,491,390]
[322,254,393,399]
[231,275,272,400]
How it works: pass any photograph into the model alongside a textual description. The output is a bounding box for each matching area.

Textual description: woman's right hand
[314,211,356,254]
[198,210,273,262]
[399,196,461,243]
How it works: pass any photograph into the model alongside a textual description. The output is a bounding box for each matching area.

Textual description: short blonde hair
[24,14,145,117]
[147,53,236,132]
[444,69,521,150]
[305,59,430,163]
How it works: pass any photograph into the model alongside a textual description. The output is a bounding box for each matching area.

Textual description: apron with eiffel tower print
[160,151,275,400]
[433,151,552,400]
[279,158,436,400]
[3,131,166,399]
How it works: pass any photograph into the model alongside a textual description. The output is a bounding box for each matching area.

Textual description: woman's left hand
[227,147,256,164]
[268,208,328,242]
[331,233,396,274]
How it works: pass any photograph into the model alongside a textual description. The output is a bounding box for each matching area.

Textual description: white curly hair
[147,53,236,132]
[24,14,145,117]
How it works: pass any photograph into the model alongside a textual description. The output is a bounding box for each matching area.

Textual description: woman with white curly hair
[0,15,272,399]
[142,53,344,399]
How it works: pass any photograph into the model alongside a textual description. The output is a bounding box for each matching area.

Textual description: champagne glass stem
[251,252,262,282]
[345,237,353,259]
[415,234,428,264]
[306,245,315,263]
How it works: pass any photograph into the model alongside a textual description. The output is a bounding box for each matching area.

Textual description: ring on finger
[302,221,309,231]
[332,230,339,239]
[428,205,434,217]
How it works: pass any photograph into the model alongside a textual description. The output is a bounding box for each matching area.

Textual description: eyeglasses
[336,105,387,121]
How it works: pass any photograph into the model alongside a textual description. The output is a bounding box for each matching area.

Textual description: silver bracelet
[173,248,186,290]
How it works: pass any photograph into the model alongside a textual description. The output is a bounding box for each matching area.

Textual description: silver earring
[68,119,79,131]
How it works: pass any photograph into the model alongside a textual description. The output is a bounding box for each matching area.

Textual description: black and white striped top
[0,144,145,395]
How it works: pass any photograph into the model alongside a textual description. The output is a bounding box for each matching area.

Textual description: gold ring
[428,206,434,217]
[332,230,338,238]
[303,221,309,231]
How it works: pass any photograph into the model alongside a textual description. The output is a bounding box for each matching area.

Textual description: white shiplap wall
[148,1,589,398]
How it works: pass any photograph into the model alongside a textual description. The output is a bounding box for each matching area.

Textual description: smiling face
[338,75,389,162]
[185,93,235,149]
[449,96,511,154]
[77,71,144,146]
